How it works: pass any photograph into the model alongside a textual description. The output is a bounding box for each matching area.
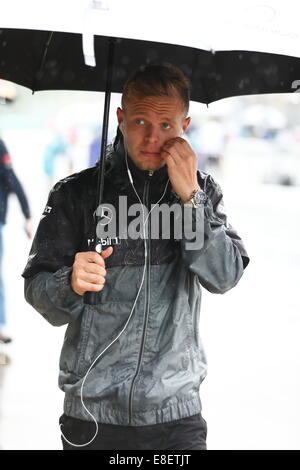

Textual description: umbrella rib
[32,31,54,93]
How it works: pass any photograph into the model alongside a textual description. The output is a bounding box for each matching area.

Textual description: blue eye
[136,119,145,125]
[162,123,170,129]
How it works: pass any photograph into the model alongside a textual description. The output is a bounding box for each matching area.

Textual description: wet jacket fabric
[0,139,31,224]
[23,140,249,426]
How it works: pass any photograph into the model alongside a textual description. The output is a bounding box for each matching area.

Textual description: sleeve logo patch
[43,205,52,214]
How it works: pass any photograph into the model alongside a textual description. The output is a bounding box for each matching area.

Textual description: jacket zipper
[128,170,153,424]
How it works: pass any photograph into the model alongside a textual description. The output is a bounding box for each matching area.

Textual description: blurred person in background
[43,133,66,184]
[195,118,228,177]
[88,133,101,168]
[185,123,203,170]
[43,127,78,190]
[0,138,33,344]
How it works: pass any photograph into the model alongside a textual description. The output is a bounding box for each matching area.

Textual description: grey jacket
[23,142,249,426]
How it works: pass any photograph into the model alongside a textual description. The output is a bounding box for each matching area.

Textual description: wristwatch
[183,189,207,208]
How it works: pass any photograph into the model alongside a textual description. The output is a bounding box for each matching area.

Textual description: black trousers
[59,412,207,450]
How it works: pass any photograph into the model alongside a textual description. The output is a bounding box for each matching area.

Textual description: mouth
[141,150,161,157]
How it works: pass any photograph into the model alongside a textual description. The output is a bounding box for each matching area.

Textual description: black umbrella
[1,3,300,302]
[2,27,300,102]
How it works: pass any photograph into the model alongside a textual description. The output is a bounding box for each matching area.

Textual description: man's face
[117,95,191,171]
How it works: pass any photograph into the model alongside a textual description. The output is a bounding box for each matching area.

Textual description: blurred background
[0,80,299,449]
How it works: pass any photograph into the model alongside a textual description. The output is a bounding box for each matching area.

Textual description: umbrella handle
[84,291,100,305]
[84,241,103,305]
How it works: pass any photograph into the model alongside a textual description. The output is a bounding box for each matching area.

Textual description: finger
[77,251,102,265]
[161,151,177,168]
[81,272,106,285]
[77,279,104,295]
[162,140,187,160]
[101,246,113,260]
[84,264,106,276]
[167,137,192,153]
[161,147,182,165]
[163,136,185,148]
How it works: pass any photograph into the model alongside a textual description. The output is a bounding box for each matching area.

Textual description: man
[23,64,249,450]
[0,138,32,344]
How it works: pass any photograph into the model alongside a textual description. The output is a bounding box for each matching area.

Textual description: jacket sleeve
[22,180,84,326]
[0,140,31,219]
[181,173,250,294]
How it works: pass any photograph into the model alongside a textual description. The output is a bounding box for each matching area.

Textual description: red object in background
[2,153,11,166]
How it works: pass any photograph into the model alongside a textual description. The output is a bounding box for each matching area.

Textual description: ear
[182,116,191,134]
[117,107,124,131]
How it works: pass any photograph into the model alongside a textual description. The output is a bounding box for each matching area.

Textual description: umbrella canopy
[1,0,300,103]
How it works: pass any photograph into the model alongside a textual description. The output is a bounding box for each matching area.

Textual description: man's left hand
[161,137,200,202]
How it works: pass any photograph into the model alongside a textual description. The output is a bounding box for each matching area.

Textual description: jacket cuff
[52,266,82,303]
[180,197,219,252]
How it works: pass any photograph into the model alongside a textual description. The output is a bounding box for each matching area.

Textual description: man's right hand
[70,247,113,296]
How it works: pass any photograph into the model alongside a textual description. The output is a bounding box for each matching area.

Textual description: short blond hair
[121,63,190,116]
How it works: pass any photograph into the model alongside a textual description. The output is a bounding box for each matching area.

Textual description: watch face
[194,190,207,205]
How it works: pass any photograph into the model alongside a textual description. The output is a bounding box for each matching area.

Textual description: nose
[145,124,159,143]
